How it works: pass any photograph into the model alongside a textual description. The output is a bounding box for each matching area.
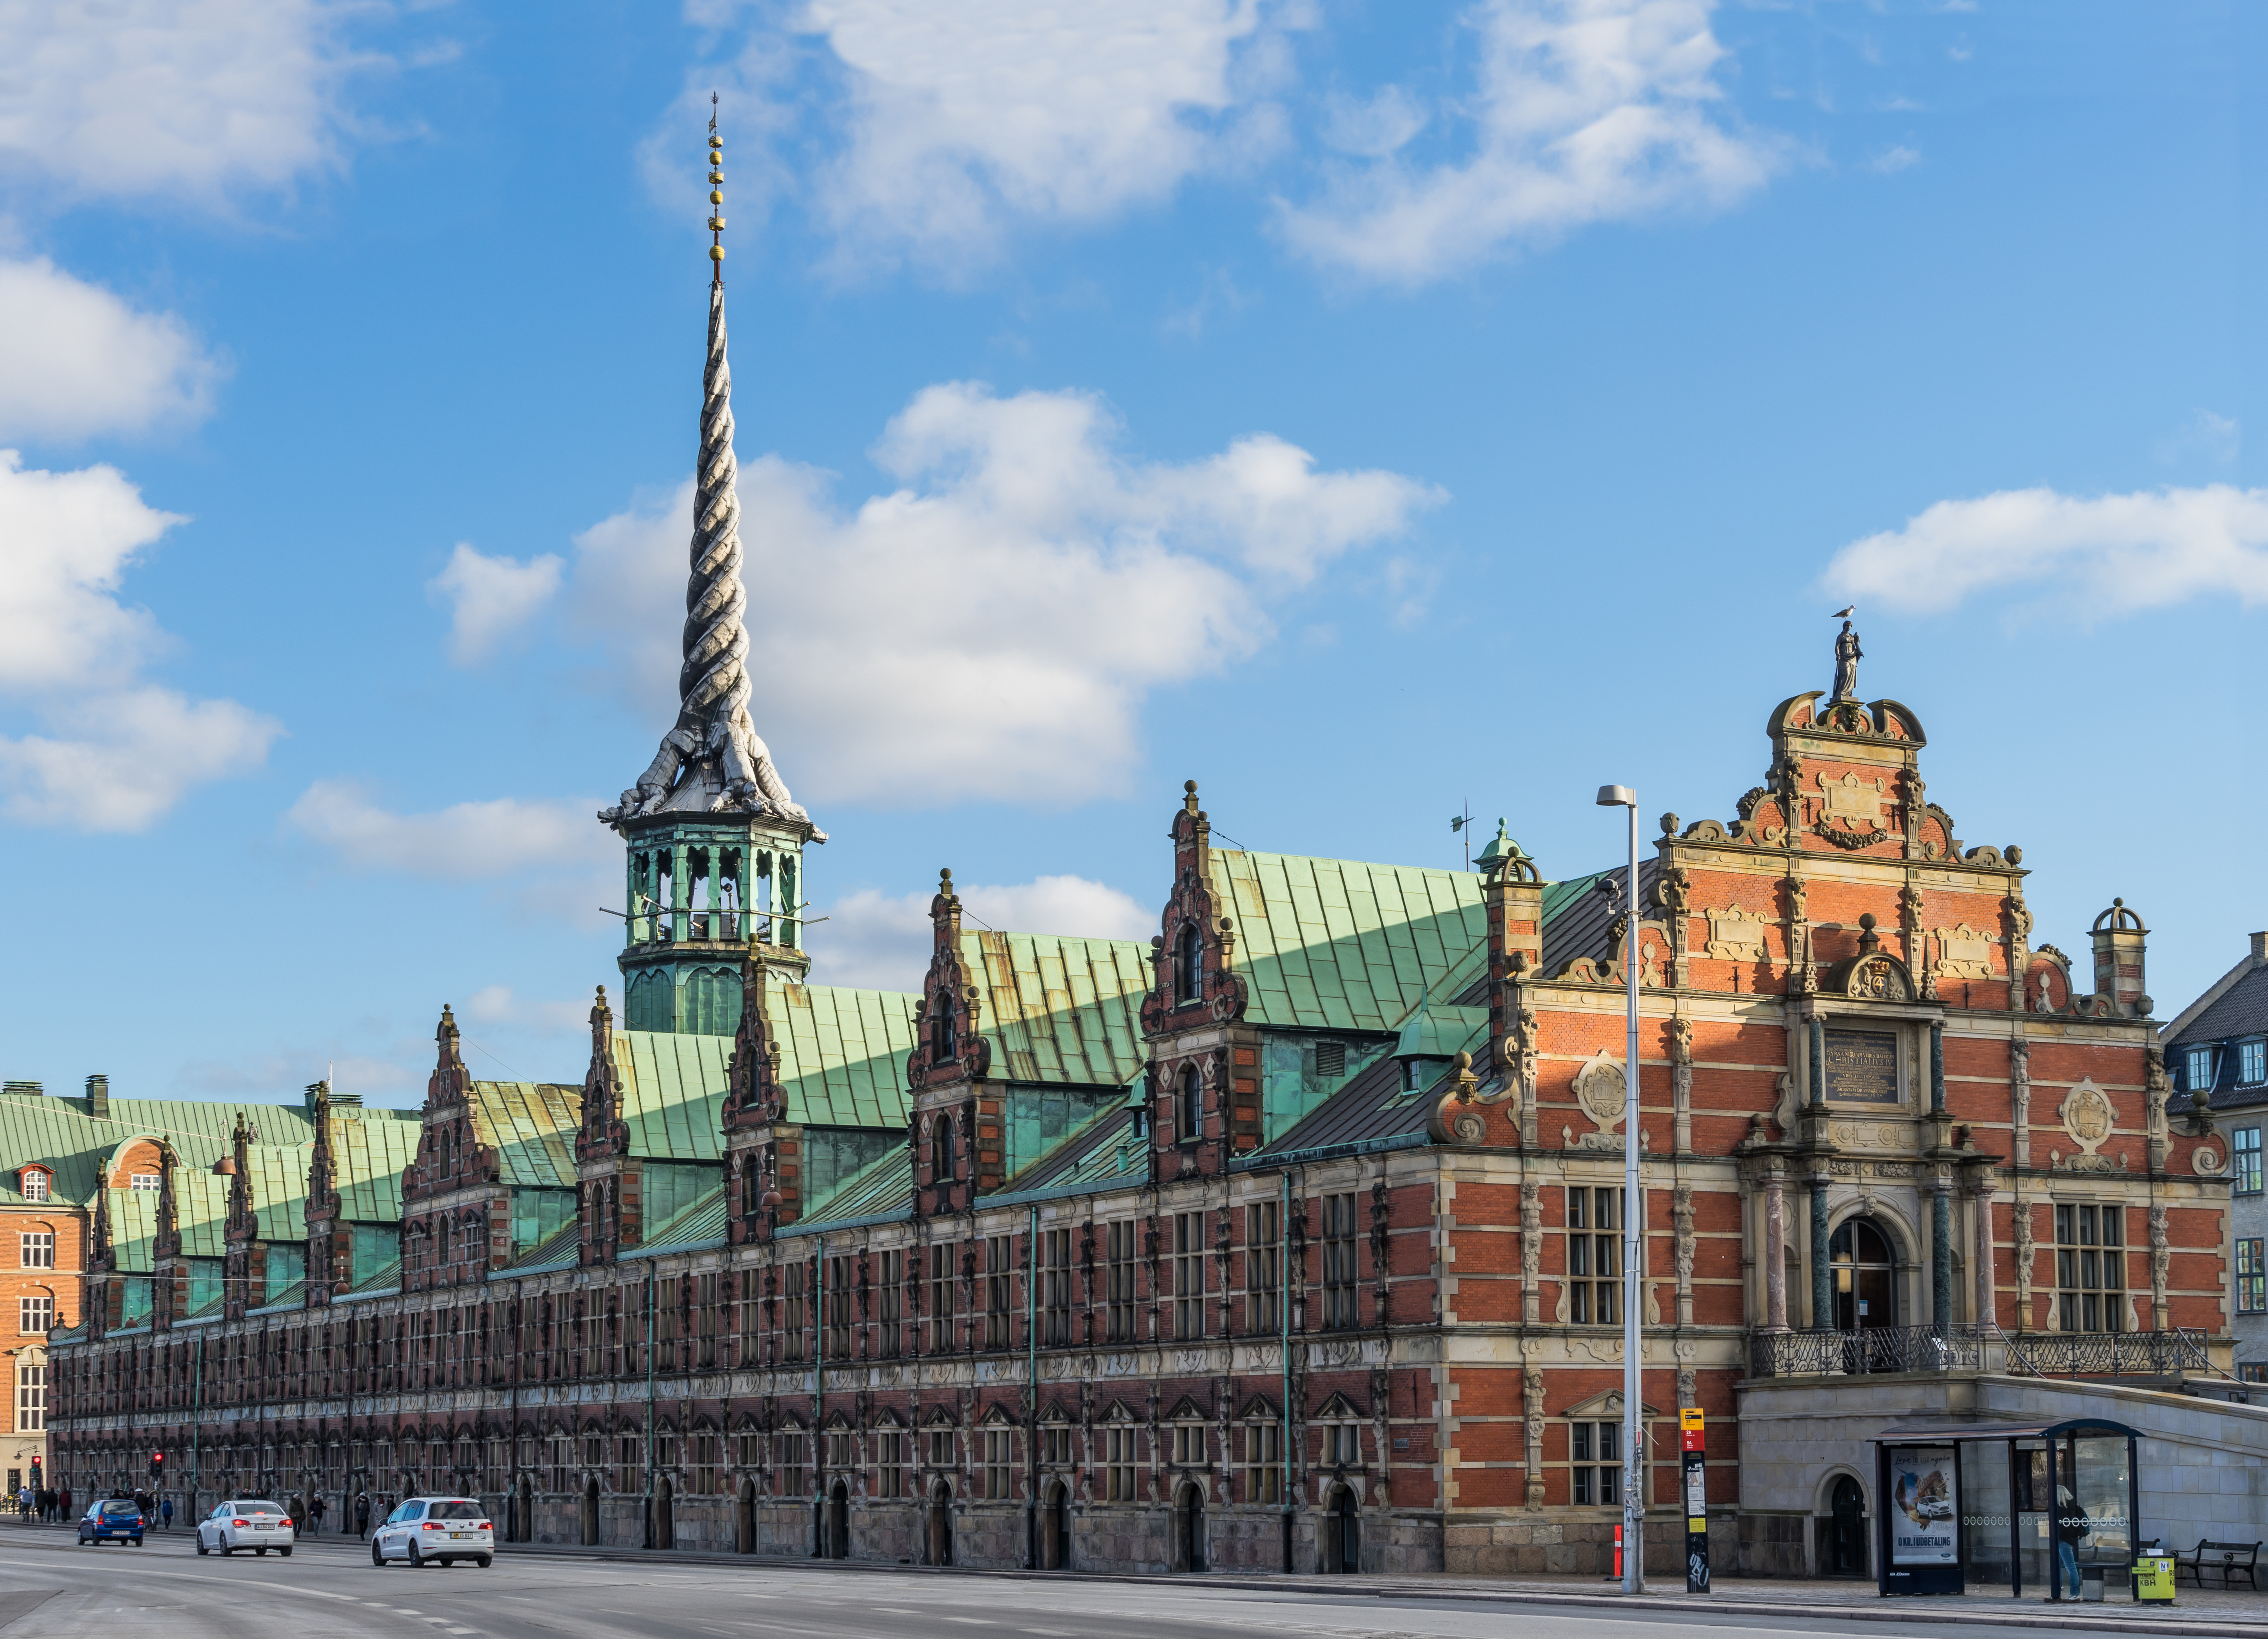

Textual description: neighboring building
[2161,932,2268,1380]
[41,164,2234,1579]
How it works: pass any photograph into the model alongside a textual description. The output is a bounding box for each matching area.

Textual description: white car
[370,1497,494,1569]
[196,1499,295,1557]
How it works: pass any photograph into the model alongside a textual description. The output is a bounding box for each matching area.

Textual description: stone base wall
[1735,1510,1811,1578]
[1442,1512,1684,1577]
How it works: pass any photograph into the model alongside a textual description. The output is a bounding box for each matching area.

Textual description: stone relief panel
[1931,923,1998,981]
[1704,905,1769,961]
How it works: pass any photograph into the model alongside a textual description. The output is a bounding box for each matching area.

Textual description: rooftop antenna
[1449,797,1475,871]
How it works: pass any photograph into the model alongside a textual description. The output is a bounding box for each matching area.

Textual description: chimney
[2,1081,41,1098]
[85,1073,109,1119]
[2251,932,2267,969]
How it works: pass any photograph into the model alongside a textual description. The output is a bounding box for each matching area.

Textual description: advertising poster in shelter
[1889,1447,1958,1565]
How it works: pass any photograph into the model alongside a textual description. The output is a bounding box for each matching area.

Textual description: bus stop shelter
[1871,1418,2142,1599]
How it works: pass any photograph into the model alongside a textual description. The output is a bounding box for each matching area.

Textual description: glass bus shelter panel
[1960,1437,2013,1591]
[2067,1436,2135,1579]
[2014,1441,2051,1595]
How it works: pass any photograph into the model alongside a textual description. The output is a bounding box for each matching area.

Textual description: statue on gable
[1830,614,1862,702]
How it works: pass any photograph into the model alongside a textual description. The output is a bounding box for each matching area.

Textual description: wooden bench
[2178,1540,2263,1590]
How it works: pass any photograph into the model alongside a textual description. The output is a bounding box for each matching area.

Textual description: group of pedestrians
[13,1486,69,1523]
[17,1481,387,1538]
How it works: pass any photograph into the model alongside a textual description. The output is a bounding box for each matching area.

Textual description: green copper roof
[632,1185,728,1257]
[329,1114,422,1222]
[962,932,1151,1087]
[468,1082,581,1189]
[1208,850,1487,1031]
[770,983,920,1128]
[612,1031,729,1161]
[1395,1001,1489,1061]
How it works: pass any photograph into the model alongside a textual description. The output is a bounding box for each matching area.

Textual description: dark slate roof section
[2166,964,2268,1052]
[1247,1047,1436,1161]
[791,1148,913,1232]
[1540,860,1661,977]
[993,1105,1146,1196]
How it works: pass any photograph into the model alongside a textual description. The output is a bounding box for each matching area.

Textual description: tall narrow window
[984,1235,1012,1351]
[1106,1221,1136,1343]
[1321,1193,1359,1330]
[931,993,957,1063]
[1105,1422,1137,1501]
[1175,923,1202,1005]
[782,1262,807,1363]
[1567,1187,1621,1326]
[930,1117,957,1199]
[926,1419,956,1470]
[879,1249,903,1357]
[824,1255,851,1360]
[1244,1421,1281,1503]
[1041,1228,1071,1347]
[19,1234,53,1271]
[2245,1041,2267,1086]
[1245,1201,1280,1334]
[930,1241,958,1353]
[1569,1420,1621,1506]
[878,1428,905,1499]
[17,1363,46,1433]
[1178,1066,1203,1144]
[2054,1203,2124,1334]
[778,1429,806,1498]
[2238,1128,2263,1195]
[1174,1212,1205,1340]
[983,1426,1013,1500]
[2239,1239,2266,1314]
[17,1296,49,1335]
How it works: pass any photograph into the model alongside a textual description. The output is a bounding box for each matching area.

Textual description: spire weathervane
[600,100,818,834]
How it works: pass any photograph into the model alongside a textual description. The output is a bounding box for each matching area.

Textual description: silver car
[197,1499,295,1557]
[369,1497,494,1569]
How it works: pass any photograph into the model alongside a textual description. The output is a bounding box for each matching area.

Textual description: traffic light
[148,1450,164,1480]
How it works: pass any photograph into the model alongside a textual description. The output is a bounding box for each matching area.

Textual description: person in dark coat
[355,1492,371,1538]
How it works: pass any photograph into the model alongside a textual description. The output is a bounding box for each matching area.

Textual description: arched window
[930,1117,956,1189]
[930,992,957,1063]
[1178,1066,1202,1143]
[1174,923,1202,1005]
[1829,1216,1899,1331]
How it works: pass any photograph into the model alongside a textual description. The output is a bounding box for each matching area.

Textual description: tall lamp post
[1596,784,1643,1596]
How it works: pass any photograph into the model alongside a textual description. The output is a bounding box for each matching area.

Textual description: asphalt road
[0,1529,2190,1639]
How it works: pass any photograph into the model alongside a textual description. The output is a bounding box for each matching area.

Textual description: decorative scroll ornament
[603,110,817,835]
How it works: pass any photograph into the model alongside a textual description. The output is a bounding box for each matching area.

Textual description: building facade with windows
[2162,932,2268,1379]
[40,189,2233,1578]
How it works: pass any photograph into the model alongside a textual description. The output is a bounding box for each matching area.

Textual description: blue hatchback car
[78,1498,144,1546]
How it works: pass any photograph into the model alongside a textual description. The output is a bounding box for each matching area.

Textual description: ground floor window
[1105,1424,1138,1502]
[878,1429,905,1499]
[1243,1422,1280,1503]
[1569,1420,1621,1506]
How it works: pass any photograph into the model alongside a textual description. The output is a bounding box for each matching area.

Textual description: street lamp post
[1596,784,1643,1596]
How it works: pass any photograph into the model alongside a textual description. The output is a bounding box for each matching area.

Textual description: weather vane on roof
[1450,797,1475,871]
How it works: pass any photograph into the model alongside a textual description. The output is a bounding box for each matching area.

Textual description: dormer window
[930,993,957,1064]
[2188,1046,2215,1090]
[1174,923,1202,1006]
[18,1169,47,1203]
[129,1172,160,1193]
[2243,1041,2266,1086]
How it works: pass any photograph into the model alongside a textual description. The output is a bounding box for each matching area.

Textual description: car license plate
[451,1531,469,1539]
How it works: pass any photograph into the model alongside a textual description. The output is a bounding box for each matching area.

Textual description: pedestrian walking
[159,1496,173,1532]
[288,1495,305,1536]
[355,1491,371,1538]
[309,1493,325,1535]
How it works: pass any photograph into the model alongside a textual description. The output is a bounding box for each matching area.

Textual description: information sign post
[1682,1407,1708,1593]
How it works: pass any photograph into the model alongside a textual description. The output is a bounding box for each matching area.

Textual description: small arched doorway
[1324,1484,1360,1574]
[1042,1482,1070,1571]
[1825,1475,1869,1576]
[827,1480,850,1560]
[736,1478,756,1554]
[1173,1482,1205,1573]
[581,1477,599,1546]
[926,1482,954,1567]
[652,1475,674,1551]
[1830,1217,1900,1330]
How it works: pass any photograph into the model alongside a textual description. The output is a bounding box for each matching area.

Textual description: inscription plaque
[1824,1029,1898,1103]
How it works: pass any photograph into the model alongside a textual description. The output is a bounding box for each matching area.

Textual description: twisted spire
[602,101,813,831]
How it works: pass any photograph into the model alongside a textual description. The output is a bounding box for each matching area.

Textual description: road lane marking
[941,1619,992,1626]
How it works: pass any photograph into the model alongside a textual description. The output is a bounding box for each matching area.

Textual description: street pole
[1597,784,1644,1596]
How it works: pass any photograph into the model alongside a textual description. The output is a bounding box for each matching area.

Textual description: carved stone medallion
[2059,1079,2114,1155]
[1572,1054,1627,1132]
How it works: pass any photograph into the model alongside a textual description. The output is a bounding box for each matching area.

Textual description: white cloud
[460,984,590,1036]
[1278,0,1783,285]
[0,258,223,442]
[1824,485,2268,616]
[0,0,366,207]
[2156,409,2239,468]
[0,450,279,829]
[285,780,615,878]
[672,0,1290,272]
[812,873,1155,992]
[1870,144,1921,174]
[428,542,563,665]
[570,381,1441,805]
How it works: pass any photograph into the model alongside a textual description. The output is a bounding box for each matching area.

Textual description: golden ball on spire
[710,245,725,261]
[709,189,722,205]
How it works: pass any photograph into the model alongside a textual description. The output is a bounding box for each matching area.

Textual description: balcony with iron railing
[1746,1323,2217,1381]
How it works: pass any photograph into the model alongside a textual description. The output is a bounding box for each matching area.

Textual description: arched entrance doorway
[926,1482,953,1566]
[736,1478,755,1554]
[1173,1482,1205,1573]
[1041,1482,1070,1570]
[827,1481,849,1560]
[652,1476,674,1551]
[581,1477,599,1546]
[1324,1484,1359,1574]
[1825,1475,1869,1576]
[1830,1217,1899,1330]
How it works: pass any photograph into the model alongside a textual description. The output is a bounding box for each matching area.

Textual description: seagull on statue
[1833,605,1856,618]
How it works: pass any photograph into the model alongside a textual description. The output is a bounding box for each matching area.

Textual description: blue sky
[0,0,2255,1104]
